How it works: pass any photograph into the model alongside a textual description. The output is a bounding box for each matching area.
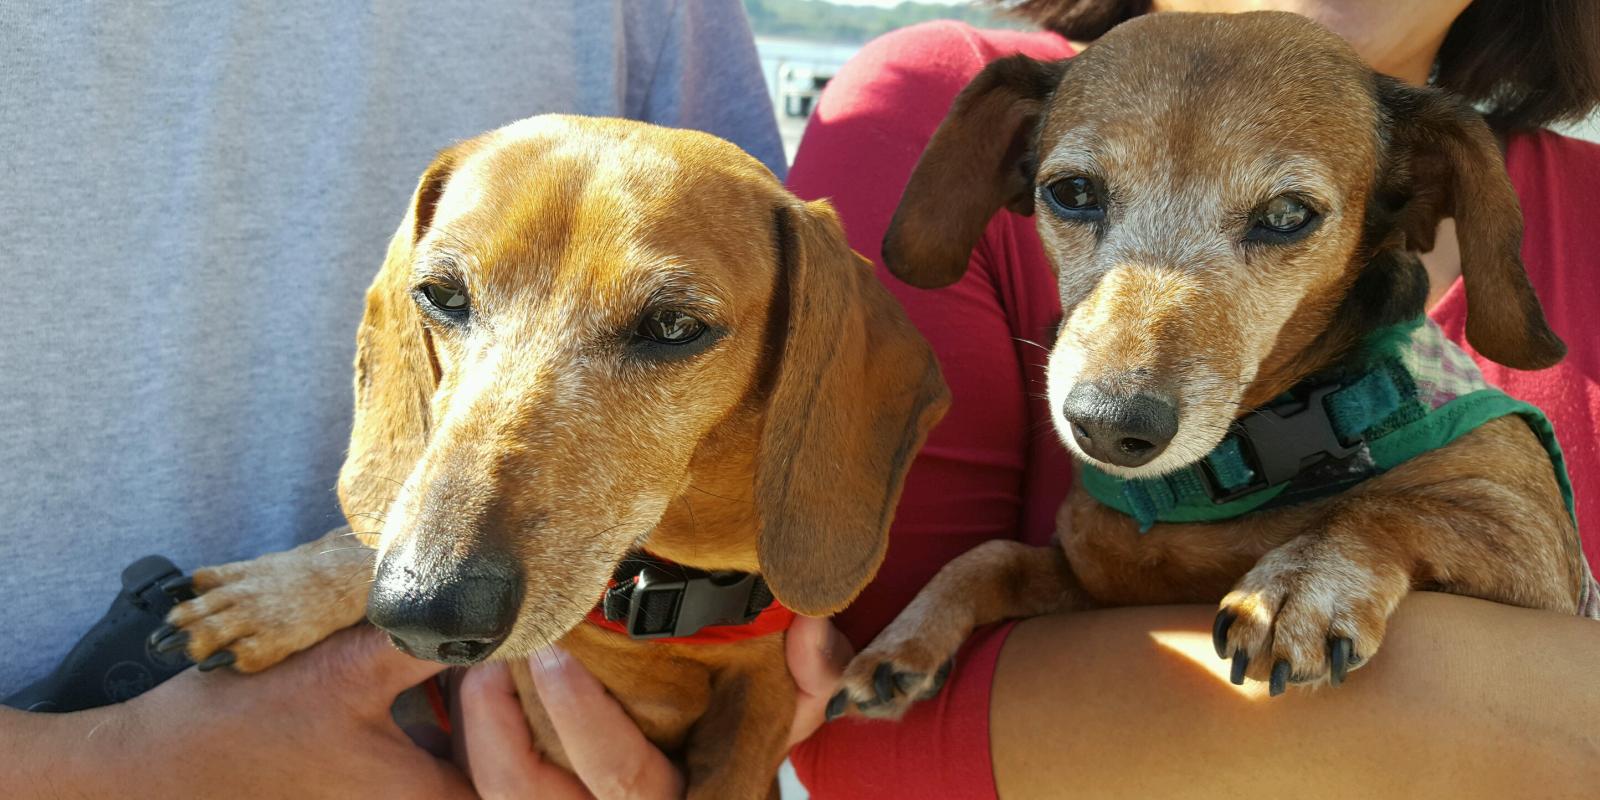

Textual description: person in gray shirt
[0,1,791,794]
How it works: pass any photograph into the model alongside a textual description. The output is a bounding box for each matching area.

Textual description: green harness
[1082,318,1578,533]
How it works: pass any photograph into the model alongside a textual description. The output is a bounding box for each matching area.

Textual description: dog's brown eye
[1258,196,1312,233]
[420,282,469,314]
[1247,195,1320,244]
[636,309,705,345]
[1043,176,1105,223]
[1046,176,1101,213]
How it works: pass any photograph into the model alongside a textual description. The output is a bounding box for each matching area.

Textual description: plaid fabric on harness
[1399,317,1493,409]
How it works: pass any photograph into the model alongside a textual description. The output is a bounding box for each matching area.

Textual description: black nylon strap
[744,577,775,619]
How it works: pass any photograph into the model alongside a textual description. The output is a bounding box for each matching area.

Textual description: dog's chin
[485,582,595,661]
[495,605,596,659]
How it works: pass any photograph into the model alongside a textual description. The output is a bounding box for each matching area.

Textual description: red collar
[583,553,794,644]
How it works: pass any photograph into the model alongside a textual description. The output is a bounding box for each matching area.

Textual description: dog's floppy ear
[336,145,469,536]
[1377,77,1565,370]
[883,55,1068,289]
[756,201,949,616]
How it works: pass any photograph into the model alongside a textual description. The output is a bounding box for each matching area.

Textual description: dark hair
[995,0,1600,130]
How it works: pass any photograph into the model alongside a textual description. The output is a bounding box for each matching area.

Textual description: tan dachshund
[829,11,1594,718]
[151,115,948,798]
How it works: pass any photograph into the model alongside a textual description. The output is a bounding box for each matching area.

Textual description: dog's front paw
[1212,535,1408,695]
[148,533,375,673]
[828,610,966,721]
[832,644,954,722]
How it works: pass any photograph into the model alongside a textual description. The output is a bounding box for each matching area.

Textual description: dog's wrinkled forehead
[1039,12,1382,185]
[420,116,781,309]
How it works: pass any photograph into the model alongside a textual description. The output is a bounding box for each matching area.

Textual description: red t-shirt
[786,21,1600,800]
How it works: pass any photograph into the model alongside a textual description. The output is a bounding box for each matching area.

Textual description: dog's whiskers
[317,546,375,557]
[687,483,749,504]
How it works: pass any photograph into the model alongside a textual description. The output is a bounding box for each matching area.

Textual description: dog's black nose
[367,550,522,666]
[1062,384,1179,468]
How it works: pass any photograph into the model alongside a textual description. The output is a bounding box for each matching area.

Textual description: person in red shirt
[787,1,1600,797]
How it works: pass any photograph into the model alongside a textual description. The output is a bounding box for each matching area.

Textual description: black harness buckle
[1200,384,1364,504]
[605,561,769,640]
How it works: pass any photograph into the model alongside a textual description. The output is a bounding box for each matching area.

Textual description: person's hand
[784,614,855,747]
[15,624,473,799]
[457,616,853,799]
[458,648,684,799]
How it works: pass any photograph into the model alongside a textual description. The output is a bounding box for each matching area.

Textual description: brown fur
[162,115,948,798]
[839,11,1583,715]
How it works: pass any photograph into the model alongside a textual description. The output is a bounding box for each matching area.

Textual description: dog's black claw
[197,650,235,672]
[897,658,957,700]
[160,575,195,598]
[147,623,178,647]
[872,662,896,703]
[152,629,189,656]
[892,670,924,696]
[1212,610,1236,659]
[1230,652,1249,686]
[1329,637,1352,687]
[1269,659,1290,696]
[825,690,849,722]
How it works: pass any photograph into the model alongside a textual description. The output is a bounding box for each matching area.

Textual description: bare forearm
[0,706,125,798]
[992,592,1600,799]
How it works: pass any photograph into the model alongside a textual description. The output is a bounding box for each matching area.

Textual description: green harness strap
[1082,323,1577,533]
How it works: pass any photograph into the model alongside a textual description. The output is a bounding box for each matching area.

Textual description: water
[756,37,863,163]
[756,37,862,101]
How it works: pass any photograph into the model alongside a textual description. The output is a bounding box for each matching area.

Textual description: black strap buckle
[604,561,768,640]
[1199,384,1364,504]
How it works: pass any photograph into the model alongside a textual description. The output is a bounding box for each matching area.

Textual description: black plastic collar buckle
[1200,384,1364,504]
[605,562,767,640]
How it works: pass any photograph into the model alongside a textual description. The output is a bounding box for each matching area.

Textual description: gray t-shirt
[0,0,784,692]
